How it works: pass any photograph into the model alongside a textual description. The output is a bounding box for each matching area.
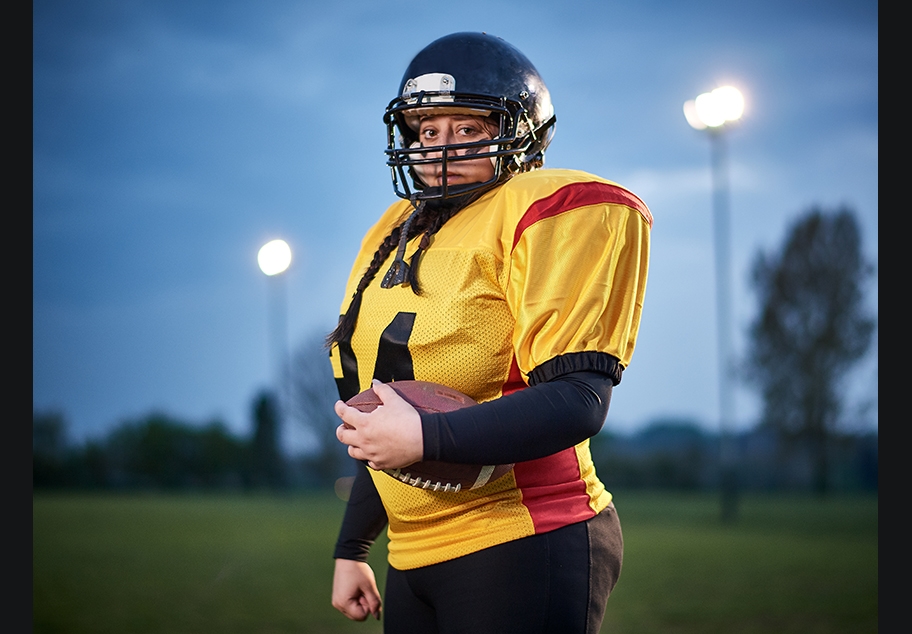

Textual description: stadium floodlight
[258,238,293,452]
[684,85,744,130]
[258,239,292,276]
[684,85,746,523]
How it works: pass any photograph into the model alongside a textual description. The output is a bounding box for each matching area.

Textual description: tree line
[32,405,876,494]
[35,393,262,490]
[32,390,356,492]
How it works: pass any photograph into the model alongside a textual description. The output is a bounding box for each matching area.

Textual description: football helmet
[384,32,556,200]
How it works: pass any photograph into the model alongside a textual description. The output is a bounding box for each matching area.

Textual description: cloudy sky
[33,0,878,450]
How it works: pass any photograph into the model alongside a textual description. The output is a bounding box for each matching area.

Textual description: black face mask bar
[383,91,539,201]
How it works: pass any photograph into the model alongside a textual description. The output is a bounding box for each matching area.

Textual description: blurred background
[33,2,877,632]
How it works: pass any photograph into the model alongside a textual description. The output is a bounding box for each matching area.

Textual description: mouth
[422,170,467,186]
[437,173,465,184]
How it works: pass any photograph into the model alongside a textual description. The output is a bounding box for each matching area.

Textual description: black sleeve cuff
[527,351,624,386]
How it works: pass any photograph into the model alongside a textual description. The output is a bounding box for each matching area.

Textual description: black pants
[383,503,623,634]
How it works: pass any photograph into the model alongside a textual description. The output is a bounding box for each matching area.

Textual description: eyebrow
[419,114,485,124]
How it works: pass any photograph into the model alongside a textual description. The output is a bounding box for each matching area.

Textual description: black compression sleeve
[421,369,615,465]
[332,462,388,562]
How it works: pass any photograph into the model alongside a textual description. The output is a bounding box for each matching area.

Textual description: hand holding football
[335,381,424,469]
[343,380,513,492]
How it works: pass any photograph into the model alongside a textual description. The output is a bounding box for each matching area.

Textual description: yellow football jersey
[330,168,651,570]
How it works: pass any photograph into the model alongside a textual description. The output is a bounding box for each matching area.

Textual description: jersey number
[335,312,416,401]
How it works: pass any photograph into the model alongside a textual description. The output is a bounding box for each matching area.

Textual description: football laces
[384,468,462,493]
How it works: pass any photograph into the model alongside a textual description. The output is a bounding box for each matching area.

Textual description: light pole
[258,238,293,448]
[684,86,744,523]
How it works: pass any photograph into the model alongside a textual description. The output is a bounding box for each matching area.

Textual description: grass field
[33,490,877,633]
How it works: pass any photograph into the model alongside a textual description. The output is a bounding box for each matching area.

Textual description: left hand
[334,380,424,470]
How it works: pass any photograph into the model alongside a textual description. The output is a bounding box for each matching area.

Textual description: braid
[325,188,491,349]
[324,227,402,348]
[406,204,464,293]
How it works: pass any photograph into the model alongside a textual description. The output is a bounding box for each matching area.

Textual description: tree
[745,206,875,494]
[104,413,247,489]
[249,390,286,489]
[287,331,354,486]
[33,410,69,487]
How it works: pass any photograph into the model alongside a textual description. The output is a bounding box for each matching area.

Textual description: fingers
[334,399,359,422]
[333,381,422,470]
[332,560,382,622]
[351,582,382,620]
[340,600,370,621]
[362,591,382,620]
[334,400,360,445]
[370,379,401,404]
[335,420,353,442]
[346,444,363,461]
[344,443,379,470]
[335,418,367,464]
[335,381,395,444]
[335,380,399,423]
[336,422,351,447]
[340,600,377,621]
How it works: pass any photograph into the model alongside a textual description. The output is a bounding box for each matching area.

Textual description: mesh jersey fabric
[329,168,651,570]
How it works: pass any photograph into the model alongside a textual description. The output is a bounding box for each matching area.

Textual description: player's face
[414,114,497,187]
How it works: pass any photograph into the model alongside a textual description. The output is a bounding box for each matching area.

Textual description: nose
[422,130,455,156]
[434,129,459,147]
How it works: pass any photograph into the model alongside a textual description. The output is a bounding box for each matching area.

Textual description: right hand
[334,380,424,471]
[331,558,382,621]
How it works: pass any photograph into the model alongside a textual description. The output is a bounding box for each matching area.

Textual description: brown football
[345,380,514,492]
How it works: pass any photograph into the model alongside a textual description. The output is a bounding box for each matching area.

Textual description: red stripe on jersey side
[513,448,596,533]
[501,356,595,531]
[501,356,526,396]
[512,181,653,251]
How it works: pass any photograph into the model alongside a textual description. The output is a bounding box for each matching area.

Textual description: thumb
[371,379,402,405]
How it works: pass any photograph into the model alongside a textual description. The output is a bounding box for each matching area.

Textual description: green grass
[603,492,878,634]
[33,491,876,633]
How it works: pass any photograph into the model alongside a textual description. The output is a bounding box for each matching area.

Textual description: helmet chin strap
[380,198,426,288]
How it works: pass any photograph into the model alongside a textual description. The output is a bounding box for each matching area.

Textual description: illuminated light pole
[258,239,293,447]
[684,86,744,523]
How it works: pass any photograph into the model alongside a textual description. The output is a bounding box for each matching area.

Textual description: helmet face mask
[384,33,556,201]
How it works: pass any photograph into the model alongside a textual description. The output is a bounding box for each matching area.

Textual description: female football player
[327,32,652,633]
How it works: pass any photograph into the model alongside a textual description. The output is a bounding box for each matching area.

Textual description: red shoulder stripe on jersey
[512,181,653,251]
[513,448,596,533]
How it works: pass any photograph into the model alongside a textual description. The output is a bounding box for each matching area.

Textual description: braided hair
[325,191,484,349]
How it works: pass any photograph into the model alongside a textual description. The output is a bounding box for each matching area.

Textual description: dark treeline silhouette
[590,419,877,493]
[32,388,359,491]
[34,409,252,490]
[34,406,876,493]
